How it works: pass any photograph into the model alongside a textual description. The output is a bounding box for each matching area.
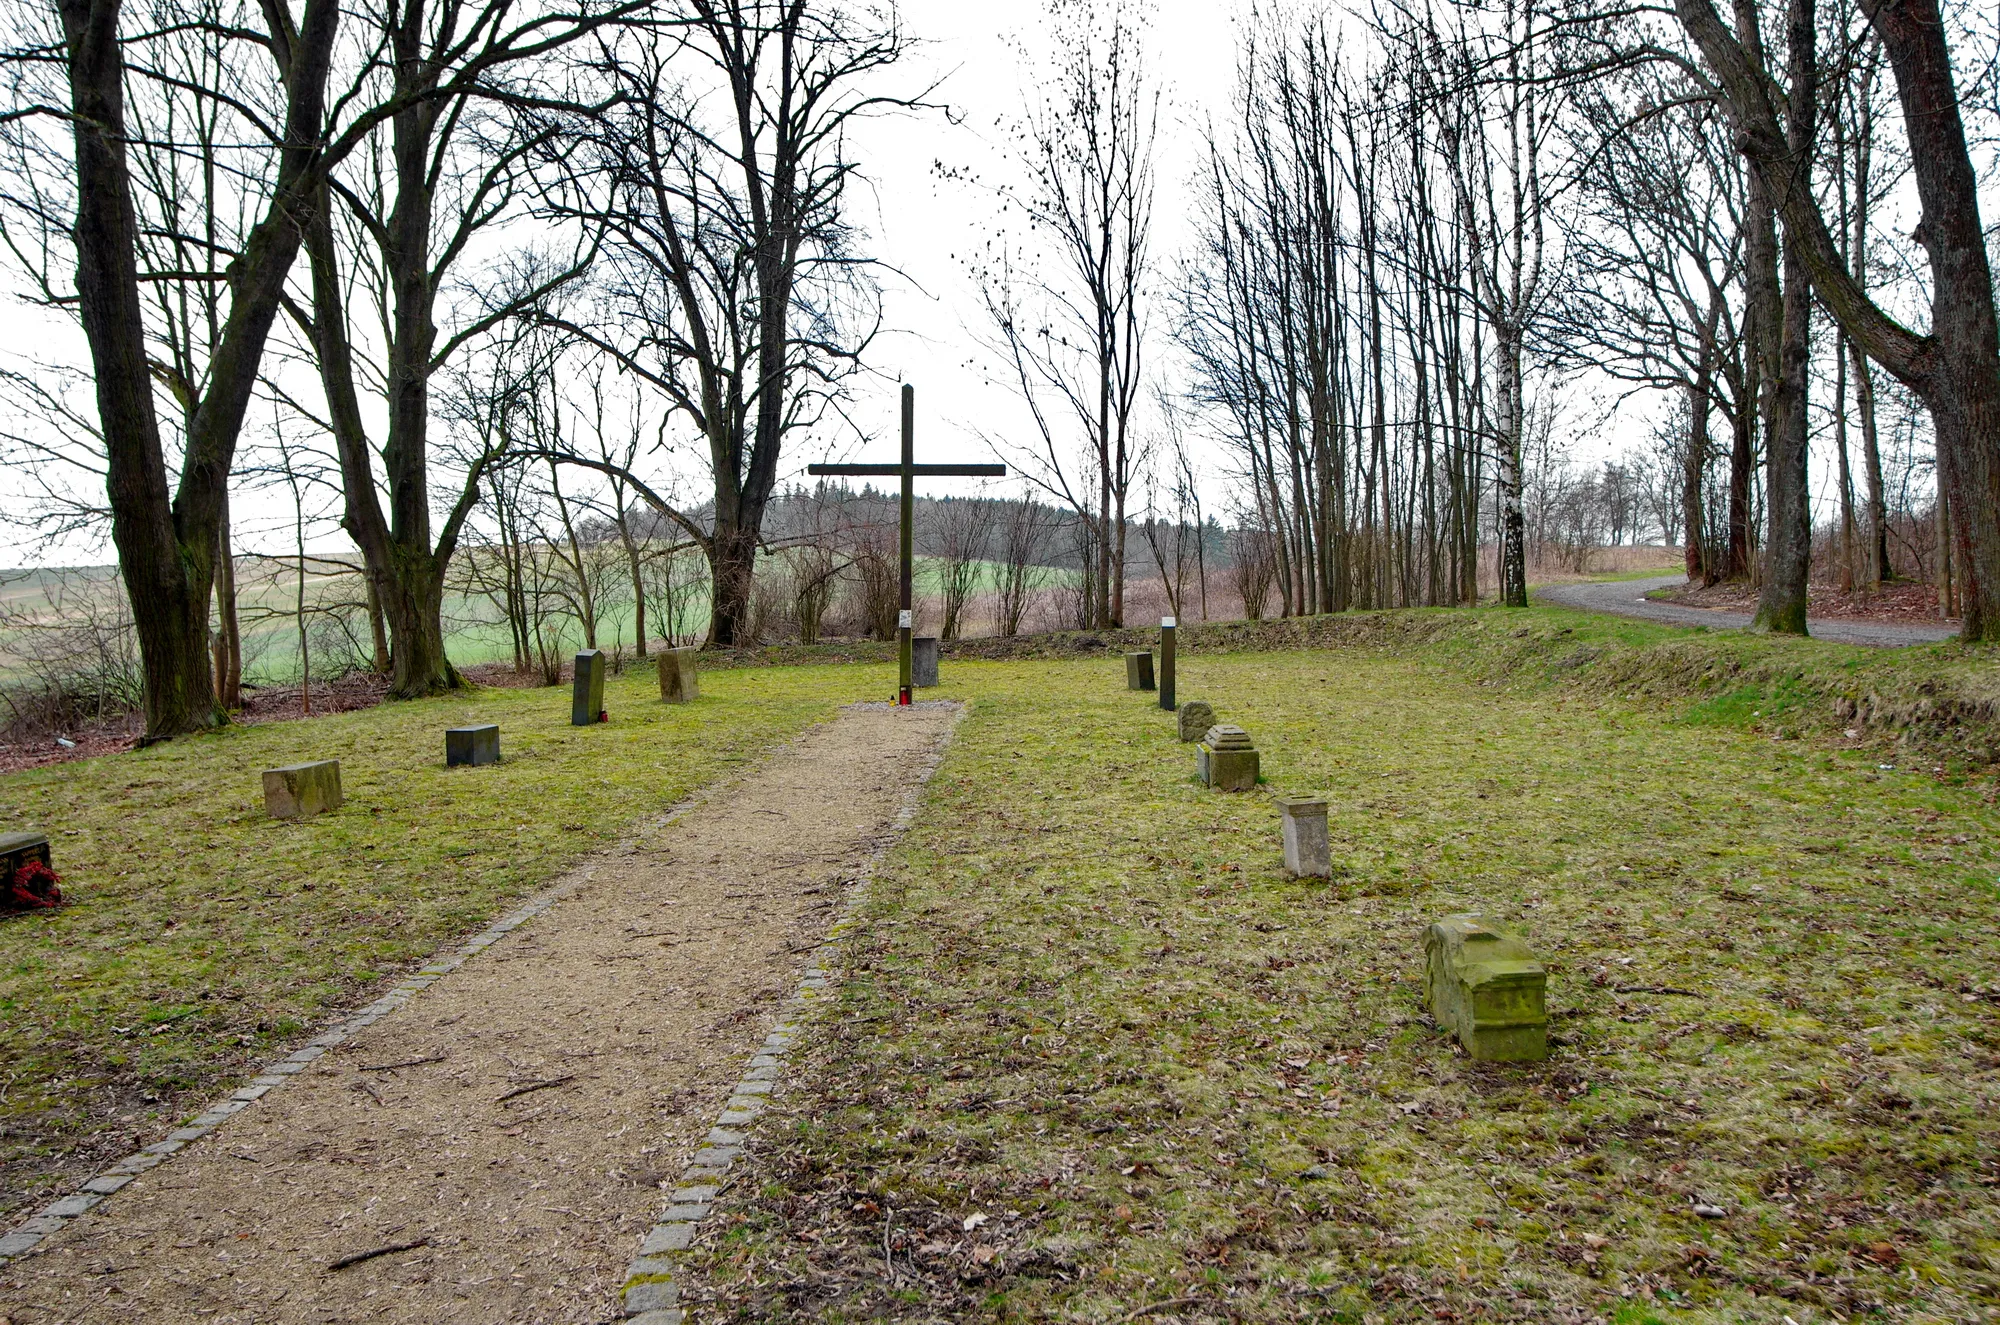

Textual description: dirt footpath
[0,702,958,1325]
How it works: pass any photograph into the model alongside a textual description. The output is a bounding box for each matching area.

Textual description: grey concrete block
[0,1231,43,1257]
[80,1175,131,1195]
[262,760,342,819]
[1279,796,1331,878]
[446,724,500,767]
[44,1193,101,1218]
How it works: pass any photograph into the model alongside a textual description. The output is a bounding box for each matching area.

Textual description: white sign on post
[898,609,913,629]
[1162,616,1176,628]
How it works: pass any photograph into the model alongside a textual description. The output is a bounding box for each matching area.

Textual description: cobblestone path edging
[618,702,961,1325]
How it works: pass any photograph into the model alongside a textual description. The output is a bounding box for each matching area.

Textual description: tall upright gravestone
[572,649,606,725]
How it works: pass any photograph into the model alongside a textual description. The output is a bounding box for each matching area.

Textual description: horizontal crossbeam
[806,463,1007,478]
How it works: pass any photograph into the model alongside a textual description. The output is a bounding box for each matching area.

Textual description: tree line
[2,0,1996,740]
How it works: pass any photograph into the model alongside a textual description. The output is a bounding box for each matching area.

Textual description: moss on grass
[0,660,891,1216]
[682,647,2000,1323]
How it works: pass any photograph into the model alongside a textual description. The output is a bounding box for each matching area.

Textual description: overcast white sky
[3,0,1657,569]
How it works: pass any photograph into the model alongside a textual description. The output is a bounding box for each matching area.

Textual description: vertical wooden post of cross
[899,384,915,705]
[805,385,1005,706]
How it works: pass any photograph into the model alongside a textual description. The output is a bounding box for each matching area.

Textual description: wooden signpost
[808,385,1005,704]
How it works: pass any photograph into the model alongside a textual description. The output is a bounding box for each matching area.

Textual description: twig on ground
[359,1055,445,1072]
[495,1074,576,1104]
[326,1238,429,1272]
[1119,1296,1204,1321]
[1615,984,1701,996]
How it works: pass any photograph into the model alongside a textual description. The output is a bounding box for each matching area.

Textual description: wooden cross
[808,384,1005,704]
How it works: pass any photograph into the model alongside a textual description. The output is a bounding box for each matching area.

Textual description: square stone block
[262,761,342,819]
[1278,796,1330,877]
[911,636,940,688]
[572,649,606,725]
[1125,651,1155,691]
[1176,701,1214,743]
[657,647,700,704]
[446,724,500,767]
[1199,746,1259,791]
[1424,914,1547,1062]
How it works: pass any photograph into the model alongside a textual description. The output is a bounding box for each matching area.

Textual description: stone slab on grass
[261,761,342,819]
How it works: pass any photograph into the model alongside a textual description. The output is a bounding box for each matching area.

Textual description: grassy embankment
[678,614,2000,1323]
[0,659,889,1217]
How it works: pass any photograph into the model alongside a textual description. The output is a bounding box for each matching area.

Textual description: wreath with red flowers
[5,858,63,911]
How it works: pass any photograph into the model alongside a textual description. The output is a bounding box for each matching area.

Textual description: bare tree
[539,0,916,646]
[1670,0,2000,639]
[972,0,1157,628]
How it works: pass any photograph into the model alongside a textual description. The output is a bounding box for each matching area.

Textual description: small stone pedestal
[1197,724,1259,791]
[1126,651,1155,691]
[912,636,940,688]
[572,649,606,725]
[1423,914,1547,1061]
[446,725,500,767]
[1278,796,1330,877]
[1176,700,1215,742]
[657,647,700,704]
[263,761,343,819]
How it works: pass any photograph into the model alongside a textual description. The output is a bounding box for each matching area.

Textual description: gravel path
[0,702,959,1325]
[1537,573,1958,647]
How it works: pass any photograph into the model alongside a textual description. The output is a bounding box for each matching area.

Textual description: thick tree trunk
[1754,235,1812,633]
[707,525,757,647]
[379,554,459,696]
[62,0,219,739]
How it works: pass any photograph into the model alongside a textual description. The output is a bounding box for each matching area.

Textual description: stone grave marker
[912,636,940,688]
[446,725,500,767]
[1278,796,1330,877]
[1158,616,1176,709]
[0,830,53,901]
[572,649,606,725]
[1125,651,1155,691]
[657,647,700,704]
[1176,700,1215,742]
[263,761,343,819]
[1197,724,1259,791]
[1423,914,1547,1061]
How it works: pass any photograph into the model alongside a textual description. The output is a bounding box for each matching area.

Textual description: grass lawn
[683,637,2000,1322]
[0,658,891,1217]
